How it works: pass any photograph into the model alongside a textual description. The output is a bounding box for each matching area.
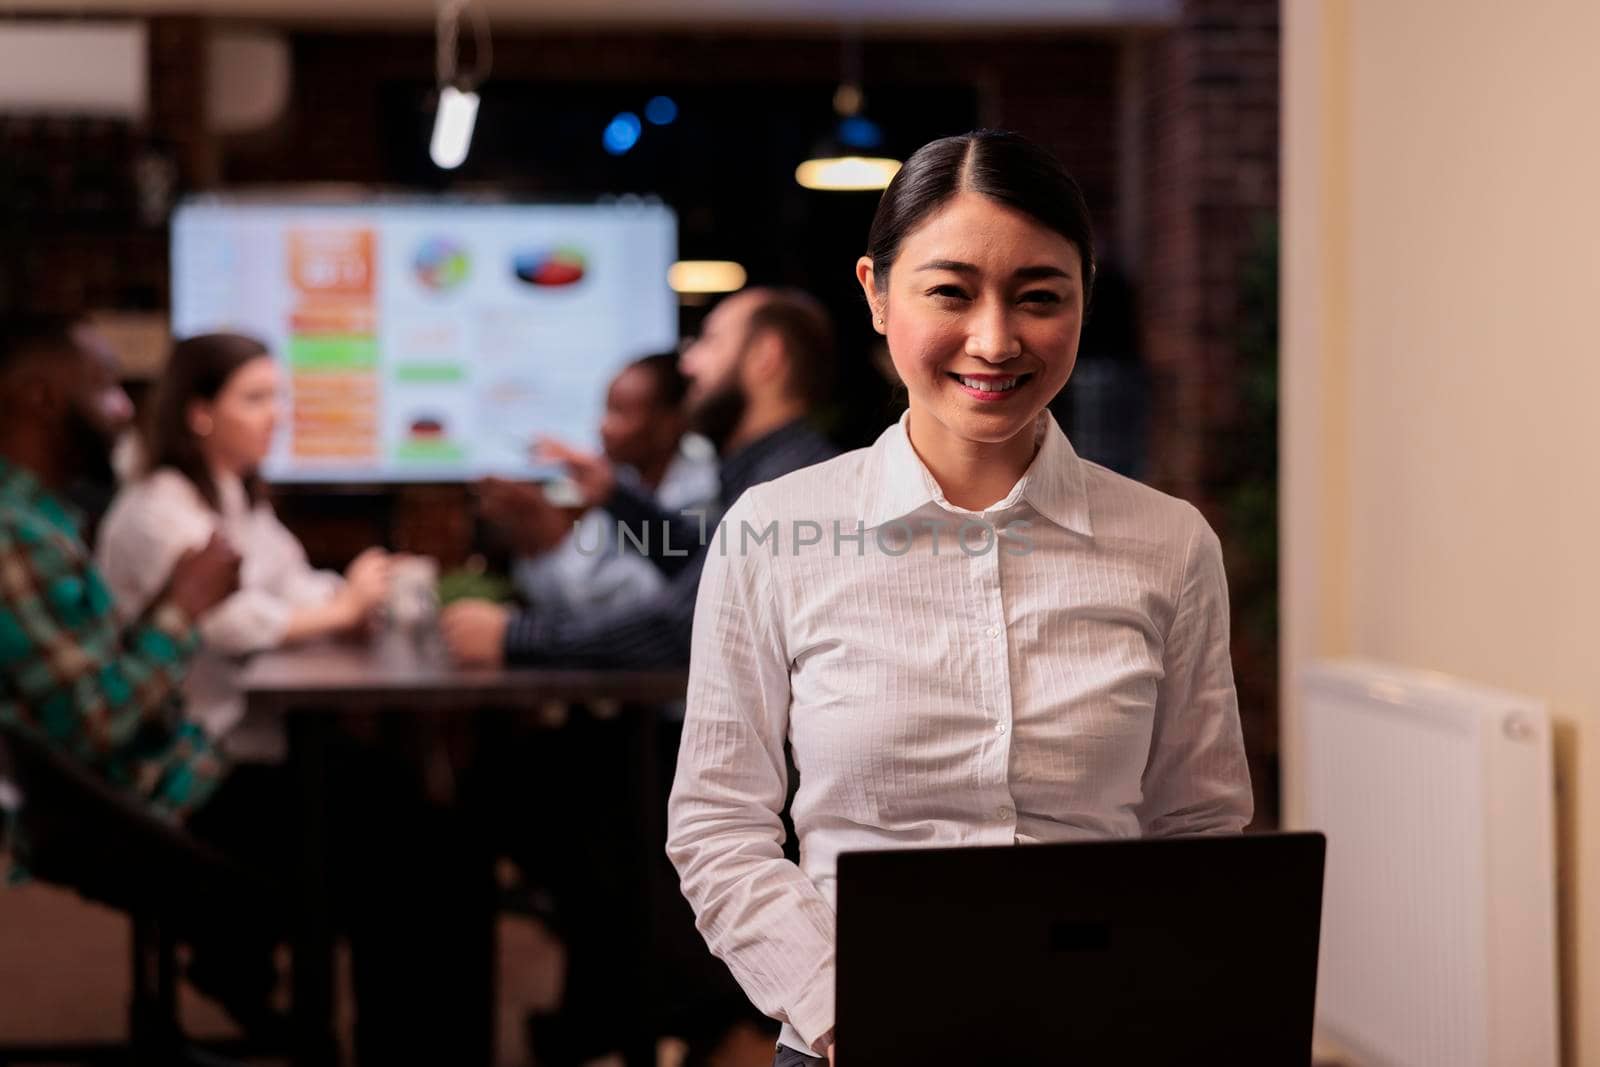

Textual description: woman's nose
[964,300,1022,363]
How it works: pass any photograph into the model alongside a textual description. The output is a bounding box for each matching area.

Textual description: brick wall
[1138,0,1282,821]
[1141,0,1279,504]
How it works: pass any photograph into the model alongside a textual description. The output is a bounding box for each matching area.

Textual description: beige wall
[1282,0,1600,1062]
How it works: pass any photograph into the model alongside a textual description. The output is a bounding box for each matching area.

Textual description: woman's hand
[337,547,392,626]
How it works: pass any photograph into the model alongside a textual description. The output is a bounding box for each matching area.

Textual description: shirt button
[994,722,1007,734]
[997,806,1014,820]
[986,625,1001,638]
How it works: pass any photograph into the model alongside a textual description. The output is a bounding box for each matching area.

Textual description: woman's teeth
[954,374,1024,392]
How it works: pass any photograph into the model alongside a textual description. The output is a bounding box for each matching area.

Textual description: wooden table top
[239,630,689,713]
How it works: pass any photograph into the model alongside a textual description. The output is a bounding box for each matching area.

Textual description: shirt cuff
[787,968,836,1055]
[604,478,664,530]
[502,607,545,664]
[811,1028,835,1057]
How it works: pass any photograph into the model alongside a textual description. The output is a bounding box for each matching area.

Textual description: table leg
[290,713,338,1067]
[621,703,661,1067]
[451,713,499,1067]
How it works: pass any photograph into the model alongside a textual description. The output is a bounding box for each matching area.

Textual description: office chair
[0,724,280,1066]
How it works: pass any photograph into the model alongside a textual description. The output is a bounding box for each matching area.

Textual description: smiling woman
[666,130,1253,1066]
[855,131,1093,508]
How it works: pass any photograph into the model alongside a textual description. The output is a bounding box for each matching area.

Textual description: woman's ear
[187,399,215,439]
[855,256,886,335]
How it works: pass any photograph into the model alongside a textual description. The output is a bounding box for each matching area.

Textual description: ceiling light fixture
[430,0,492,170]
[796,26,900,192]
[668,260,748,294]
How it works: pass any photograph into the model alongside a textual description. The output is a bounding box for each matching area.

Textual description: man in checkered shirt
[0,314,240,858]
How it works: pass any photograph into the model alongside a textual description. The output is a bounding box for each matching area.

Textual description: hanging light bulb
[430,85,479,170]
[431,0,491,171]
[832,83,864,117]
[797,29,900,193]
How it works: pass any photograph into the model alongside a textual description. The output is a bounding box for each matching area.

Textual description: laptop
[835,831,1326,1066]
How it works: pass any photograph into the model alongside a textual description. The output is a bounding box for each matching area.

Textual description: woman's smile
[947,371,1035,402]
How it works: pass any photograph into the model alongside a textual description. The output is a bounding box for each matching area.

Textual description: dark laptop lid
[835,831,1326,1067]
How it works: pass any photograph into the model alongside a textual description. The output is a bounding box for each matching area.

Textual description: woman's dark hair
[145,332,271,511]
[866,130,1096,307]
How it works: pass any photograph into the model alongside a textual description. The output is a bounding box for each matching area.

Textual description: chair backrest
[0,734,17,813]
[0,721,254,917]
[0,736,17,857]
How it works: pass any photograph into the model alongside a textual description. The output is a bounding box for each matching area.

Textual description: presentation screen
[171,198,678,483]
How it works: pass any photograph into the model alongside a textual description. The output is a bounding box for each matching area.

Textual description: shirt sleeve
[511,552,572,612]
[501,550,700,669]
[258,507,344,610]
[0,520,200,764]
[666,491,838,1051]
[603,478,712,581]
[1135,508,1254,835]
[197,507,341,657]
[514,547,665,619]
[196,591,294,657]
[96,478,211,625]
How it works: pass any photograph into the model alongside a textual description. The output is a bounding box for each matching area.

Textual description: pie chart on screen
[512,246,587,287]
[413,237,470,292]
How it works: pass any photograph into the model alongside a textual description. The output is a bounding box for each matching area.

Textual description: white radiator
[1299,659,1559,1067]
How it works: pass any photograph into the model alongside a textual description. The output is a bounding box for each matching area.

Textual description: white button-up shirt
[666,409,1252,1055]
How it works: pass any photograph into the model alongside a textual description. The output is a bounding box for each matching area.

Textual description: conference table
[240,629,688,1067]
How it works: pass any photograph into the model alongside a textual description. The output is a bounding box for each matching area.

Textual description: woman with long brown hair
[97,332,391,762]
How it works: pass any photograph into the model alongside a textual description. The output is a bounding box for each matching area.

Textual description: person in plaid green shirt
[0,315,241,852]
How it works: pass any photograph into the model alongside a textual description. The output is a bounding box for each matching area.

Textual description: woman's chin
[932,404,1042,447]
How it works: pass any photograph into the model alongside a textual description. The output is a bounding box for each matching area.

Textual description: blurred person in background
[481,350,717,618]
[446,288,839,1066]
[97,332,392,765]
[442,286,838,671]
[95,333,467,1055]
[0,315,268,1020]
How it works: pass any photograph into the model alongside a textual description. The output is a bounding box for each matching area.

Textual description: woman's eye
[1020,290,1063,305]
[927,285,969,300]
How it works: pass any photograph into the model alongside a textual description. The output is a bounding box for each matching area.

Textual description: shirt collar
[658,439,715,494]
[860,409,1093,536]
[0,456,84,536]
[213,468,250,518]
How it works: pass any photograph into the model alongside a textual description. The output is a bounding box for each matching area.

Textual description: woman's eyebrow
[1014,264,1073,281]
[912,259,1073,282]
